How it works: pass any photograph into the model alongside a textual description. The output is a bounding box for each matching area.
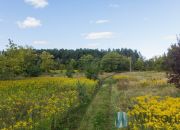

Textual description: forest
[0,39,167,80]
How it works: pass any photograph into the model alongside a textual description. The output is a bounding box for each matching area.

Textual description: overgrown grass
[111,72,180,129]
[78,81,116,130]
[77,71,180,130]
[1,71,178,130]
[0,77,98,130]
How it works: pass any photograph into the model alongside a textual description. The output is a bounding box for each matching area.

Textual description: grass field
[78,72,180,130]
[111,72,180,129]
[0,72,179,130]
[0,77,98,130]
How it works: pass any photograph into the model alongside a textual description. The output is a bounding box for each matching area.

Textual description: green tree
[5,42,23,75]
[0,40,23,79]
[69,59,77,70]
[0,40,42,79]
[153,56,166,71]
[85,61,100,80]
[40,51,54,72]
[23,48,41,76]
[166,37,180,88]
[65,59,76,78]
[79,55,94,70]
[144,56,166,71]
[134,58,145,71]
[101,52,129,72]
[0,54,12,79]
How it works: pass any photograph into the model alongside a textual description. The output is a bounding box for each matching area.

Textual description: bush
[101,52,129,72]
[66,69,74,78]
[85,62,99,80]
[77,81,90,104]
[25,65,41,77]
[166,37,180,88]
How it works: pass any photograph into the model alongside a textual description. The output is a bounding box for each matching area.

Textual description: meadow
[0,77,98,130]
[0,72,179,130]
[111,72,180,130]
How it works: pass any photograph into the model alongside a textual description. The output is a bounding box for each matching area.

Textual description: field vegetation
[0,77,98,130]
[111,72,180,130]
[0,39,180,130]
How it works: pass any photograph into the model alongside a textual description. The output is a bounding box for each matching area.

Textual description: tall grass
[111,72,180,129]
[0,77,97,130]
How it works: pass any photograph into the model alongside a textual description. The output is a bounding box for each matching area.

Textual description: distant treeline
[36,48,141,68]
[0,39,167,80]
[35,48,166,71]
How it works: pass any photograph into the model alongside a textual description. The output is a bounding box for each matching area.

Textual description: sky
[0,0,180,59]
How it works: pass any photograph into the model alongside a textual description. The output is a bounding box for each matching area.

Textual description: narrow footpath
[78,78,116,130]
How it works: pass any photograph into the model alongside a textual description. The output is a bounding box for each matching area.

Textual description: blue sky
[0,0,180,59]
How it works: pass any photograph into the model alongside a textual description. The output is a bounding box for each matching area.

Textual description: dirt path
[78,79,116,130]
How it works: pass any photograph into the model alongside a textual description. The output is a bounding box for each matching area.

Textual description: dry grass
[111,71,180,129]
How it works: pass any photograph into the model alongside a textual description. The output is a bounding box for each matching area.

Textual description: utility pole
[129,57,132,72]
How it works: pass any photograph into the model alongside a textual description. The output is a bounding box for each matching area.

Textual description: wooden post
[129,57,132,72]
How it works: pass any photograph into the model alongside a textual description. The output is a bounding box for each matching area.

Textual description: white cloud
[89,19,110,24]
[85,32,114,40]
[17,17,42,29]
[33,40,48,45]
[109,4,119,8]
[95,20,110,24]
[25,0,48,8]
[162,35,176,41]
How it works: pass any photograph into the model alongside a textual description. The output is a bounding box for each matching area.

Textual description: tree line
[0,39,169,80]
[0,40,55,79]
[36,48,166,71]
